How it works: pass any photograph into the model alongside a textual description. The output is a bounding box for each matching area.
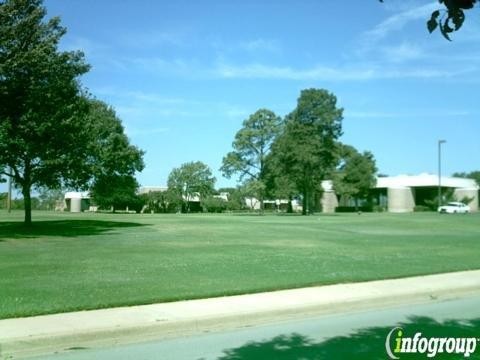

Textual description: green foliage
[139,191,164,213]
[461,195,475,206]
[424,188,456,210]
[270,89,343,215]
[380,0,477,40]
[91,175,141,212]
[333,144,377,209]
[201,196,227,213]
[85,99,145,182]
[1,196,40,210]
[167,161,216,213]
[0,1,144,223]
[0,0,91,224]
[0,192,6,208]
[36,187,64,210]
[86,99,144,211]
[218,187,247,211]
[414,205,432,212]
[372,205,386,213]
[221,109,282,208]
[139,190,179,213]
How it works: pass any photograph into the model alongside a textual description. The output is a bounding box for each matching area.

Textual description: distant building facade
[63,191,91,212]
[372,173,479,213]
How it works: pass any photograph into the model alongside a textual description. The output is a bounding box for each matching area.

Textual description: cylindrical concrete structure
[70,198,82,213]
[454,188,479,212]
[387,187,415,213]
[321,191,338,213]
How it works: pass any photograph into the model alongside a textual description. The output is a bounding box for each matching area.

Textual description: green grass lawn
[1,210,479,319]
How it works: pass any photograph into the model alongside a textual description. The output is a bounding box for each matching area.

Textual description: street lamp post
[438,140,446,209]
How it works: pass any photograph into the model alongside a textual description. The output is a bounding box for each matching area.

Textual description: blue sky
[18,1,480,188]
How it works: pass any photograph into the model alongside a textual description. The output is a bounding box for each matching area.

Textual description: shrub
[414,205,431,212]
[201,197,227,213]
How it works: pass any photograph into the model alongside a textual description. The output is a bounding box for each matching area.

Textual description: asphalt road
[34,295,480,360]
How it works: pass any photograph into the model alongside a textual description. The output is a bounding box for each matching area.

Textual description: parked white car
[438,202,470,214]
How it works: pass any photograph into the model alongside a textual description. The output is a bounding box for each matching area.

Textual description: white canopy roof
[375,173,478,190]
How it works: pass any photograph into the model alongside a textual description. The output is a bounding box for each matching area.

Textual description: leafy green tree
[201,196,227,213]
[91,175,140,212]
[264,152,298,213]
[167,161,215,213]
[332,144,377,211]
[425,188,456,210]
[217,187,247,211]
[0,192,7,208]
[221,109,282,211]
[139,191,167,213]
[86,99,144,211]
[380,0,477,40]
[37,187,64,210]
[0,0,90,225]
[270,89,343,215]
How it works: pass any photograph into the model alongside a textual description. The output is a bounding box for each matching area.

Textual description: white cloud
[216,62,373,81]
[239,38,281,53]
[346,109,471,119]
[120,30,186,48]
[125,126,170,137]
[381,42,425,62]
[214,61,473,81]
[130,57,196,75]
[360,2,439,50]
[61,35,113,61]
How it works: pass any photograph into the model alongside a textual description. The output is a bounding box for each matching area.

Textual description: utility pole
[438,140,446,209]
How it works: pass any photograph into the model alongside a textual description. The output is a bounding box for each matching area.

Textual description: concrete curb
[1,270,480,359]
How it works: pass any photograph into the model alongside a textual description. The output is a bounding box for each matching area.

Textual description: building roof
[64,191,90,200]
[138,186,168,194]
[375,173,479,190]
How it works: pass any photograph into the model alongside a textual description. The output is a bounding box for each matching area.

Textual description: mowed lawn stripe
[0,211,479,319]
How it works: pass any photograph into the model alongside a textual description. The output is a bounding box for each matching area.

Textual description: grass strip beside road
[0,210,479,319]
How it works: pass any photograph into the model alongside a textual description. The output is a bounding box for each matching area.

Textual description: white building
[374,173,479,213]
[64,191,90,212]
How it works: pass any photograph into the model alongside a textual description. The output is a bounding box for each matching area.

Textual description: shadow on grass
[0,220,149,240]
[217,316,480,360]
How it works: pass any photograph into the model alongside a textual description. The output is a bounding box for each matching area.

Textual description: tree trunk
[302,189,308,216]
[354,198,359,212]
[287,196,293,213]
[22,184,32,226]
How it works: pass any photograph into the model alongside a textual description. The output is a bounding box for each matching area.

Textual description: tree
[91,175,141,212]
[217,186,247,211]
[380,0,477,40]
[220,109,282,212]
[332,144,377,211]
[201,196,227,213]
[0,0,90,225]
[167,161,215,213]
[270,89,343,215]
[37,187,64,210]
[86,99,144,211]
[139,191,169,213]
[264,151,298,213]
